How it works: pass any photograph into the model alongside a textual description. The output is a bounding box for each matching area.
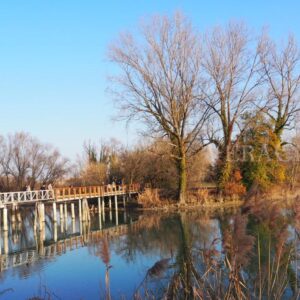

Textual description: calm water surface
[0,201,299,299]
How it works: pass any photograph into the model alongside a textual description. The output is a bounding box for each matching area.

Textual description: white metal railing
[0,190,55,204]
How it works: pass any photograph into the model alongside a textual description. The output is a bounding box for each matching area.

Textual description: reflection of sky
[0,242,161,299]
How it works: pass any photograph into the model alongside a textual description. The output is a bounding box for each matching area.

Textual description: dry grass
[137,188,174,208]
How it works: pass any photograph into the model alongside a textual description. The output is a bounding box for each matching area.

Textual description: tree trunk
[218,144,232,191]
[178,150,187,205]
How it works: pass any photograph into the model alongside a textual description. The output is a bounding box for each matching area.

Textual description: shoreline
[133,189,300,212]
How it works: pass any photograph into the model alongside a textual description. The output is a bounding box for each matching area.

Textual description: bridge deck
[0,184,140,206]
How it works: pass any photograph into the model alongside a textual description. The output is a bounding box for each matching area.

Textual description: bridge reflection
[0,209,139,272]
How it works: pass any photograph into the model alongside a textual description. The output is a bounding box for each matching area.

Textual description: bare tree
[0,136,12,190]
[109,13,210,203]
[7,132,32,189]
[259,34,300,143]
[0,132,69,191]
[202,22,264,188]
[39,149,69,184]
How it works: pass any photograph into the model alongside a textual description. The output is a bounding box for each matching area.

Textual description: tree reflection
[111,205,299,299]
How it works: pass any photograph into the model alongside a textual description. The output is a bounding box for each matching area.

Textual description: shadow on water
[0,201,299,299]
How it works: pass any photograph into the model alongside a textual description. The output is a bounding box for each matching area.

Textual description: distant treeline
[0,132,69,192]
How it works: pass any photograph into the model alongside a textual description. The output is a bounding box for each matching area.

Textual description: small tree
[109,13,210,204]
[239,113,285,191]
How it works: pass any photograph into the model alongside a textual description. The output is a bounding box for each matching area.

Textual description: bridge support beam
[124,211,127,223]
[17,209,21,223]
[3,207,8,231]
[78,199,82,220]
[60,216,64,233]
[99,210,102,230]
[109,197,112,210]
[38,203,45,224]
[11,206,16,223]
[71,203,75,219]
[53,223,57,242]
[3,231,8,254]
[102,199,105,221]
[53,202,57,222]
[115,195,118,226]
[81,198,90,223]
[114,195,118,211]
[98,197,101,214]
[60,204,63,219]
[42,203,45,223]
[72,218,76,234]
[115,210,119,226]
[82,201,86,222]
[64,203,68,220]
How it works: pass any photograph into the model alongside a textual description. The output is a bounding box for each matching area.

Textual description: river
[0,201,299,299]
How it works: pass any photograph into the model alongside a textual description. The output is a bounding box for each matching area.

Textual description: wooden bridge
[0,184,140,206]
[0,184,141,233]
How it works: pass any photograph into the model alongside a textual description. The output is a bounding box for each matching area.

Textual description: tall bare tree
[202,23,264,188]
[259,34,300,143]
[109,13,210,204]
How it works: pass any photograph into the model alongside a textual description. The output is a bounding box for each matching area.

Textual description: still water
[0,201,299,299]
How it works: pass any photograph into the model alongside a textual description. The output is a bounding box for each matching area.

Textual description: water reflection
[0,202,298,299]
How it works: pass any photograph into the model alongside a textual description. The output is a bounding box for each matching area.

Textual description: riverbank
[133,186,300,212]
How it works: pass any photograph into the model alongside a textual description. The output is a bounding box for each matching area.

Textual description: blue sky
[1,0,299,160]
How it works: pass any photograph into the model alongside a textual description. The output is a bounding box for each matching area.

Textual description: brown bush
[137,188,172,208]
[224,182,246,197]
[224,170,246,197]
